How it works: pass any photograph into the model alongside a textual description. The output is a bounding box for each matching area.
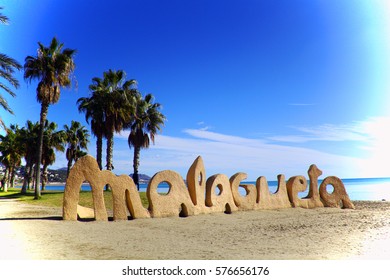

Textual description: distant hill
[2,165,152,184]
[57,167,68,171]
[129,173,151,182]
[47,168,68,182]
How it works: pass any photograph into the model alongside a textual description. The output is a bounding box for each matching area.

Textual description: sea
[32,177,390,201]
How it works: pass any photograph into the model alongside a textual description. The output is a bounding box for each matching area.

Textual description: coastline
[12,182,88,188]
[46,182,66,186]
[46,182,87,186]
[0,199,389,260]
[14,176,390,201]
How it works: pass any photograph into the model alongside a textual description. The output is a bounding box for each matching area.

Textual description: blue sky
[1,0,390,180]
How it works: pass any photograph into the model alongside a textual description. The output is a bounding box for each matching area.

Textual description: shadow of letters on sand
[63,155,355,221]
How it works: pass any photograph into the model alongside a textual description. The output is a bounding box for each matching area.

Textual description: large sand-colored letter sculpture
[147,170,195,218]
[287,165,324,209]
[63,156,150,221]
[63,155,354,221]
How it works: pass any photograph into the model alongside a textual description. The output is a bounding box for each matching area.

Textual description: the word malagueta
[62,155,354,221]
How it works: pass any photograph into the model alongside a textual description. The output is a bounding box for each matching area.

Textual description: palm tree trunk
[6,167,12,189]
[66,157,73,178]
[10,166,16,189]
[133,146,141,191]
[21,162,30,194]
[28,163,35,190]
[106,132,113,171]
[96,136,103,170]
[35,103,49,199]
[3,168,9,192]
[105,132,114,191]
[42,164,48,191]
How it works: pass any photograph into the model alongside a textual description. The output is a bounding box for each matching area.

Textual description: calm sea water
[38,177,390,201]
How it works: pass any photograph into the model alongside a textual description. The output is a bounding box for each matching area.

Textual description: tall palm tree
[24,37,76,199]
[64,120,89,178]
[78,70,136,173]
[101,69,137,172]
[0,7,21,128]
[127,93,166,190]
[19,120,40,193]
[77,78,106,170]
[41,121,65,191]
[78,71,136,191]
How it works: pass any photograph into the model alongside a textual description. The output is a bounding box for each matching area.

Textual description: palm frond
[24,37,76,106]
[0,7,9,24]
[0,53,22,71]
[0,94,14,114]
[0,82,16,98]
[0,69,20,88]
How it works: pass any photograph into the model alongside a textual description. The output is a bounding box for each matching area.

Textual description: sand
[0,199,390,260]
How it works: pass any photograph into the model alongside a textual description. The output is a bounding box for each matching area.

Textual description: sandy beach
[0,199,389,260]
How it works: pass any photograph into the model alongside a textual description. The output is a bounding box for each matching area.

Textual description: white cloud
[136,129,363,180]
[104,116,390,180]
[268,123,367,143]
[267,116,390,178]
[354,116,390,177]
[184,129,267,146]
[195,121,212,131]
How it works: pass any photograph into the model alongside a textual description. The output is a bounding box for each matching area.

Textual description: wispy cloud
[266,116,390,177]
[268,123,367,143]
[267,116,390,146]
[196,121,212,131]
[184,129,267,146]
[106,116,390,179]
[121,129,363,180]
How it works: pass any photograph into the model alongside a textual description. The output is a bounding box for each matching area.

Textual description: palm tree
[78,71,136,191]
[77,78,106,170]
[78,70,136,173]
[24,37,76,199]
[64,120,89,178]
[101,70,137,172]
[41,121,65,191]
[127,93,166,190]
[0,125,23,191]
[0,7,21,128]
[19,120,40,193]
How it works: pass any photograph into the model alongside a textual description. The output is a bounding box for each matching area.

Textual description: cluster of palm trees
[1,8,166,196]
[78,69,166,190]
[0,120,89,193]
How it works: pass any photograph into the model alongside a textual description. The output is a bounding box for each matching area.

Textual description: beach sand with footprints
[1,199,390,260]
